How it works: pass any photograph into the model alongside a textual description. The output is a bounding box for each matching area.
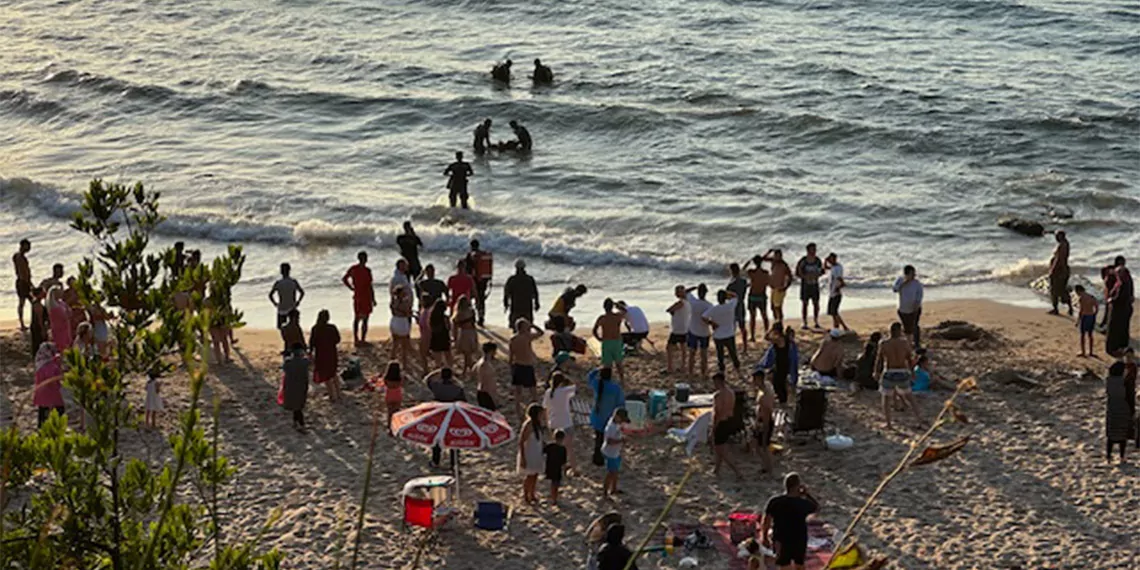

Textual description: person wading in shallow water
[444,151,474,209]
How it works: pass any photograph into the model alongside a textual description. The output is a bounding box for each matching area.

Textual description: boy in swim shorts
[874,322,922,429]
[593,298,627,383]
[1075,285,1098,357]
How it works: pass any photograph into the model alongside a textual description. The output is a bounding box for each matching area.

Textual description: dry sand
[1,300,1138,569]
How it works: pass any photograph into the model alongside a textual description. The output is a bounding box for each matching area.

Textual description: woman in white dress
[517,403,546,504]
[542,371,577,472]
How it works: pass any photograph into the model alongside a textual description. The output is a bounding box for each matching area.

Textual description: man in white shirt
[268,263,305,329]
[825,252,849,332]
[686,284,713,378]
[703,290,741,374]
[617,300,650,352]
[666,285,691,374]
[601,408,629,498]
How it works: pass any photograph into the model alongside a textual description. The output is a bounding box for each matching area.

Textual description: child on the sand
[145,369,164,429]
[601,408,629,499]
[518,403,546,504]
[1075,285,1098,357]
[544,429,568,504]
[382,361,405,435]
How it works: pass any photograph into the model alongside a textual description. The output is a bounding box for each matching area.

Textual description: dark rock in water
[930,321,988,342]
[998,217,1045,237]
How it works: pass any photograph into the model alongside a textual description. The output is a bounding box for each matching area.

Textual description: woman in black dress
[428,299,453,369]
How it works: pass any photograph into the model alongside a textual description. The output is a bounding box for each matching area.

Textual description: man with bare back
[593,298,627,383]
[764,249,794,324]
[874,322,922,429]
[13,239,32,330]
[509,319,544,417]
[744,255,771,341]
[712,372,743,479]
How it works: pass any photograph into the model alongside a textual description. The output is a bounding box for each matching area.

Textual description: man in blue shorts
[601,408,629,498]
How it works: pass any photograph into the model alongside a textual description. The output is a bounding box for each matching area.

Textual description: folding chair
[474,501,511,533]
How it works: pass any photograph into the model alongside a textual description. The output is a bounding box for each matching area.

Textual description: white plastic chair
[666,411,712,456]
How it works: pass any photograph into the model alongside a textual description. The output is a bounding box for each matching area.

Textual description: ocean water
[1,0,1137,327]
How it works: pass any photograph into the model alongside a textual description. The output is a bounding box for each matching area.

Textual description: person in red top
[465,239,493,327]
[447,259,475,312]
[342,251,375,346]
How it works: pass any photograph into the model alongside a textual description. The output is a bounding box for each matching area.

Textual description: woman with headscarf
[29,287,49,360]
[281,344,311,433]
[48,288,73,349]
[1106,257,1133,357]
[309,309,342,403]
[1106,361,1131,463]
[34,342,65,428]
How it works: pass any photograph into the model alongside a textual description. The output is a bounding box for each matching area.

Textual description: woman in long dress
[309,309,342,403]
[47,288,73,349]
[1106,362,1131,464]
[1105,261,1133,357]
[517,403,546,504]
[282,346,311,433]
[428,299,453,369]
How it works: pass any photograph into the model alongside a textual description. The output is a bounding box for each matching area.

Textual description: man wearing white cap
[809,329,845,379]
[503,258,539,328]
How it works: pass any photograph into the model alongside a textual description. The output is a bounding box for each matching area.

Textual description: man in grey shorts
[874,322,922,429]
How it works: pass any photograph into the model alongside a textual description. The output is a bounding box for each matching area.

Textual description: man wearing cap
[824,252,849,332]
[809,329,845,379]
[504,258,539,328]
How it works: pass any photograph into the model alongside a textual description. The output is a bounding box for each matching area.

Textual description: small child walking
[1075,285,1099,357]
[544,429,569,505]
[145,370,164,429]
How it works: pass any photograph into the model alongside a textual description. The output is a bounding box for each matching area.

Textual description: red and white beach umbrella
[392,401,514,450]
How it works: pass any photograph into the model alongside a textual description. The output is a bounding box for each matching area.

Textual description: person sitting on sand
[543,371,577,472]
[473,118,493,155]
[809,329,845,379]
[342,252,376,346]
[596,523,638,570]
[518,403,546,504]
[855,332,882,390]
[509,318,545,418]
[589,367,625,466]
[473,342,500,411]
[532,58,553,85]
[444,151,474,210]
[761,472,820,570]
[1105,361,1130,464]
[508,120,533,152]
[753,370,776,473]
[601,408,629,499]
[491,59,512,84]
[381,361,405,435]
[593,298,628,383]
[1075,285,1099,357]
[712,372,744,479]
[309,309,342,403]
[281,343,310,433]
[874,322,922,429]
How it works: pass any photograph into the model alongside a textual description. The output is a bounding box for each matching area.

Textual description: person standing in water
[794,243,824,330]
[532,59,554,84]
[508,120,533,152]
[342,252,375,346]
[444,152,474,210]
[1048,231,1072,316]
[396,222,424,279]
[13,239,32,330]
[473,118,492,155]
[491,59,512,84]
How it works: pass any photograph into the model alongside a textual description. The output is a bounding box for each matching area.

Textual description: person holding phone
[761,472,820,570]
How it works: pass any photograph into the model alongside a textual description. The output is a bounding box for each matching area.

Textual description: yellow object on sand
[827,542,865,569]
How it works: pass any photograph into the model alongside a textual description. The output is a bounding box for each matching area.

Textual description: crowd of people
[11,226,1136,568]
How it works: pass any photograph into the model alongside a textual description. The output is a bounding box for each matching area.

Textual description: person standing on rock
[1048,231,1072,316]
[893,265,924,350]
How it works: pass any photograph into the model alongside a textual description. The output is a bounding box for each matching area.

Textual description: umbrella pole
[454,451,461,501]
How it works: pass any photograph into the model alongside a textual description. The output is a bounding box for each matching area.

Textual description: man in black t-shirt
[504,258,539,327]
[761,472,820,570]
[443,151,474,209]
[416,264,448,311]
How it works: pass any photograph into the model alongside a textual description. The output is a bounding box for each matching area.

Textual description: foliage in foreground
[0,180,280,569]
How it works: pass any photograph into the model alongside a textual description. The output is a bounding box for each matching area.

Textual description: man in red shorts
[342,251,375,346]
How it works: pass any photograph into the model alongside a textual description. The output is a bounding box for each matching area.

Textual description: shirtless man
[508,120,533,152]
[744,255,771,341]
[809,329,845,378]
[509,318,544,418]
[874,322,922,429]
[473,118,492,155]
[712,373,743,479]
[39,263,64,293]
[1048,231,1072,316]
[794,243,824,330]
[593,298,627,383]
[444,151,474,209]
[763,250,793,324]
[13,239,32,329]
[473,342,500,411]
[753,369,776,474]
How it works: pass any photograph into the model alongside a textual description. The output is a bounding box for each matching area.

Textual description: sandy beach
[1,299,1137,569]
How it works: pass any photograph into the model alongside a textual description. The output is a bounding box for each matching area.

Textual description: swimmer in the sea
[509,120,533,152]
[532,59,553,85]
[473,118,492,154]
[491,59,512,84]
[443,151,474,209]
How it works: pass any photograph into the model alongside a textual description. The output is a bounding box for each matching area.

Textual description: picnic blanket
[656,518,840,570]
